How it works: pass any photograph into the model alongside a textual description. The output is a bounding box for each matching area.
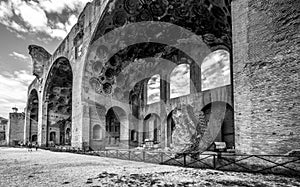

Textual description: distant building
[7,108,25,146]
[0,117,8,145]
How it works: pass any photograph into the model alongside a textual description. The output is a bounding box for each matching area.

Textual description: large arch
[26,89,39,143]
[81,0,231,150]
[44,57,73,146]
[105,106,127,147]
[143,113,161,144]
[201,102,234,149]
[166,110,176,147]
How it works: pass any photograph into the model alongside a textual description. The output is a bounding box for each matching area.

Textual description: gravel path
[0,147,299,187]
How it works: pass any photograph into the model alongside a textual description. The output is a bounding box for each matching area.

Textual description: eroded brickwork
[21,0,299,156]
[233,0,300,154]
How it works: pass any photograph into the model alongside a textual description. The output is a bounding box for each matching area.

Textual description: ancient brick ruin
[22,0,299,157]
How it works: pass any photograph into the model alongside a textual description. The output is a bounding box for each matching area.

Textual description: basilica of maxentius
[20,0,299,166]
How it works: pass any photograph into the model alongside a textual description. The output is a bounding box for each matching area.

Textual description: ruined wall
[83,0,232,150]
[233,0,300,154]
[27,0,233,149]
[7,113,25,146]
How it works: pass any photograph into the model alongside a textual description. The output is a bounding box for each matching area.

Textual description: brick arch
[105,106,128,147]
[143,113,161,143]
[201,101,234,149]
[43,56,73,147]
[25,89,39,143]
[81,0,232,149]
[82,0,233,103]
[166,110,176,147]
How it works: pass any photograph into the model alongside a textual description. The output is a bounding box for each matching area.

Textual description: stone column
[23,109,30,143]
[40,99,48,147]
[120,115,129,149]
[148,118,154,141]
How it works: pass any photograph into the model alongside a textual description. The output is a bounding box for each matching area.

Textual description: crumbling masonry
[24,0,299,155]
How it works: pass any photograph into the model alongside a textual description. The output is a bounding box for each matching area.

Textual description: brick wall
[233,0,300,154]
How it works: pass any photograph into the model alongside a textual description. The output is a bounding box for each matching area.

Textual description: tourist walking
[28,142,32,152]
[35,143,39,151]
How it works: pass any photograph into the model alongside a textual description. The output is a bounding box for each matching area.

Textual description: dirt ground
[0,147,299,187]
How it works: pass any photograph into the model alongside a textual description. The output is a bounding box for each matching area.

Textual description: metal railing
[93,149,300,176]
[42,146,300,176]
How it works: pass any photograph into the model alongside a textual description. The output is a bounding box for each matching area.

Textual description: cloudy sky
[201,50,230,91]
[147,64,191,104]
[170,64,190,99]
[0,0,91,119]
[147,74,160,104]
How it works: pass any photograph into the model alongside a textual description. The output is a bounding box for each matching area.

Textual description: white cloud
[65,14,78,33]
[10,21,27,32]
[50,29,68,39]
[13,1,48,31]
[0,1,13,19]
[147,74,160,104]
[170,64,190,98]
[201,50,231,91]
[0,70,35,118]
[9,52,29,60]
[38,0,92,14]
[0,0,91,40]
[0,17,27,33]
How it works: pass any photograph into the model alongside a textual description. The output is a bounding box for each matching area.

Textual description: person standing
[35,143,39,151]
[28,142,32,152]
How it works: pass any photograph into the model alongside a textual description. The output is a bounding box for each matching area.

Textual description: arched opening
[129,78,148,120]
[131,94,139,119]
[93,125,101,140]
[49,132,56,142]
[105,107,126,146]
[143,113,161,144]
[147,74,160,104]
[201,102,234,149]
[201,50,230,91]
[167,111,176,147]
[65,126,71,145]
[31,135,37,142]
[130,130,138,142]
[27,89,39,143]
[170,64,190,99]
[44,57,73,146]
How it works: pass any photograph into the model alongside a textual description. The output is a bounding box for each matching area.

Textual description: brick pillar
[40,100,48,147]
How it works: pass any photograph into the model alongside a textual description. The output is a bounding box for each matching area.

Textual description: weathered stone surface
[28,45,51,79]
[18,0,299,158]
[233,0,300,154]
[169,105,207,153]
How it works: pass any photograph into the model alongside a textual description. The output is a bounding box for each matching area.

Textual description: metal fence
[94,149,300,176]
[45,146,300,177]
